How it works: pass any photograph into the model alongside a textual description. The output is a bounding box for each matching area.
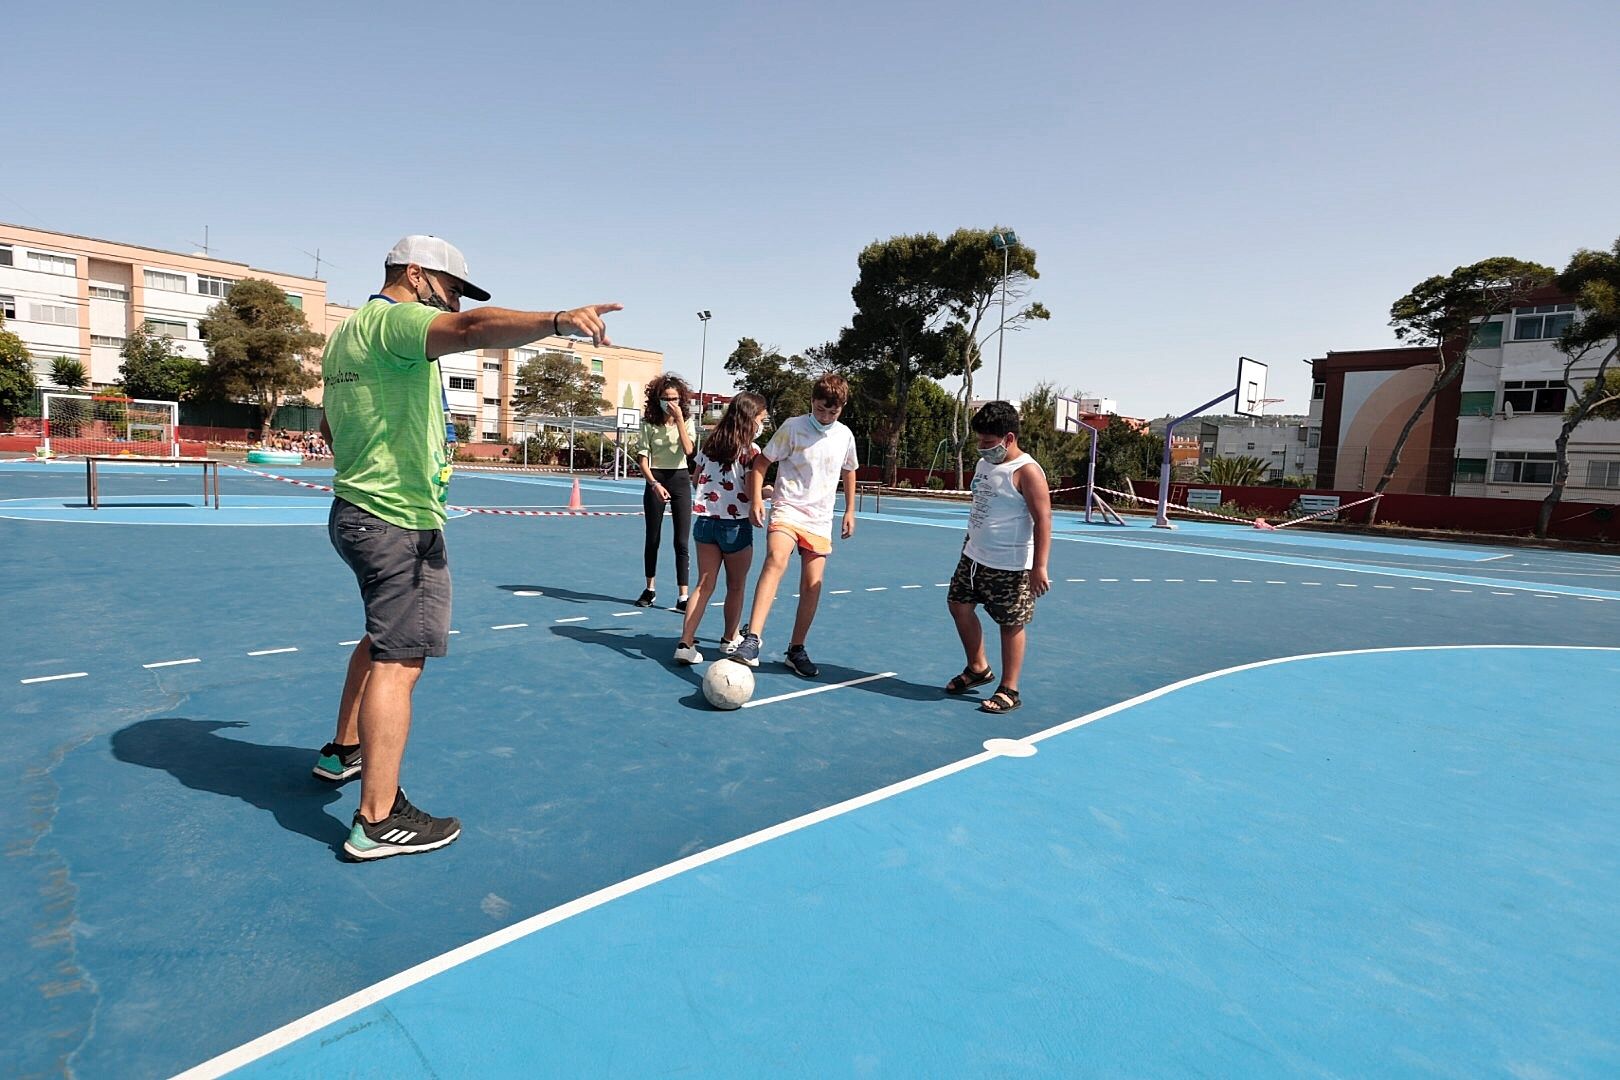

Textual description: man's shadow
[111,718,349,854]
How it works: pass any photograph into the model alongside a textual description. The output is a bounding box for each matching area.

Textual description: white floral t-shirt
[692,448,757,520]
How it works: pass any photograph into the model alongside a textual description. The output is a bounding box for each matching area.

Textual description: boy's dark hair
[812,373,849,407]
[970,400,1020,438]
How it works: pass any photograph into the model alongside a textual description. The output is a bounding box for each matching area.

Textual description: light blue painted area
[0,495,469,527]
[235,647,1620,1079]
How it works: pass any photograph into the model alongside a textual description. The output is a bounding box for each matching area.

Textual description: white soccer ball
[702,659,755,710]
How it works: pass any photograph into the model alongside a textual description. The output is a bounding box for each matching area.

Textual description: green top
[637,416,696,470]
[322,297,449,530]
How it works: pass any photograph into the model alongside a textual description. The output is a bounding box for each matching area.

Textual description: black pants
[643,467,692,586]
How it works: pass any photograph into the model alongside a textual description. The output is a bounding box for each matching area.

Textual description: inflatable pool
[246,449,305,466]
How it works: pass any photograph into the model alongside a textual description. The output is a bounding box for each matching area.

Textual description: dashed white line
[711,601,725,607]
[339,639,362,646]
[555,617,588,624]
[866,587,888,592]
[512,590,542,597]
[611,611,641,618]
[1198,579,1217,583]
[1231,579,1251,584]
[1132,578,1152,582]
[934,583,949,587]
[1164,579,1184,583]
[831,589,852,595]
[247,647,297,657]
[1373,586,1395,590]
[1450,589,1473,594]
[491,623,528,631]
[1301,582,1322,587]
[144,658,201,669]
[1068,578,1088,583]
[448,630,462,635]
[1265,581,1286,585]
[1100,578,1120,582]
[1336,584,1358,589]
[21,672,88,684]
[1534,594,1559,599]
[901,584,923,589]
[1491,591,1516,596]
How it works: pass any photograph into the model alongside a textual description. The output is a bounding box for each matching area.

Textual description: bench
[86,456,222,510]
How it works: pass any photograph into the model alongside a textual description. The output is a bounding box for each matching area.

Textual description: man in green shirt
[318,234,620,861]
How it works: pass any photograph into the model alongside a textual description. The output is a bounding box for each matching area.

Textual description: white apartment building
[1453,298,1620,502]
[1199,415,1315,481]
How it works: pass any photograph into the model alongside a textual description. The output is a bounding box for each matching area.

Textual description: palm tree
[50,356,88,391]
[1196,454,1268,486]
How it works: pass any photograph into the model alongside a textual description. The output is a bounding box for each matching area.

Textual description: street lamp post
[990,230,1019,401]
[695,310,712,446]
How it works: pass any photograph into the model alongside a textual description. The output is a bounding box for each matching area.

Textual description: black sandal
[979,686,1022,714]
[945,665,995,694]
[634,589,656,608]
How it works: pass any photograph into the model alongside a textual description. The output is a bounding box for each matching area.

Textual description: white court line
[339,640,362,646]
[830,589,852,595]
[247,647,297,657]
[612,611,641,618]
[866,587,888,592]
[555,617,588,624]
[1481,554,1514,562]
[20,672,87,684]
[144,658,200,669]
[173,643,1620,1080]
[902,585,923,589]
[491,623,528,631]
[741,671,897,709]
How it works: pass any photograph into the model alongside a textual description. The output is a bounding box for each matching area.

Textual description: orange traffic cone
[568,477,584,511]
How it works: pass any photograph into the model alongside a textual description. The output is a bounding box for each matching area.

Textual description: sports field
[5,459,1618,1078]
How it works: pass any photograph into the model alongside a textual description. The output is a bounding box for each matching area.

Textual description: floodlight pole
[1153,389,1235,529]
[990,231,1018,401]
[695,310,712,447]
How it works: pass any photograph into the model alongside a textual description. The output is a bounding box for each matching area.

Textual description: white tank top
[964,454,1042,571]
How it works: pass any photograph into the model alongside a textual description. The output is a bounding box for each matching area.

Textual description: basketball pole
[1153,388,1235,529]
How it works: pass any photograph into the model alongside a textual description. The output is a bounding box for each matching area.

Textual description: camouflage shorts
[947,553,1035,627]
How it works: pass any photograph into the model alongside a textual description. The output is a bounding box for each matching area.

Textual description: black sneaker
[344,789,461,861]
[674,596,690,613]
[312,741,362,782]
[733,632,762,667]
[784,644,819,678]
[634,589,657,608]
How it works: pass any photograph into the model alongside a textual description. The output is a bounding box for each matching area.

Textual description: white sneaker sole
[344,828,461,861]
[312,762,362,782]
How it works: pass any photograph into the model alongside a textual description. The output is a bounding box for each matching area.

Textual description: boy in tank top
[943,401,1052,713]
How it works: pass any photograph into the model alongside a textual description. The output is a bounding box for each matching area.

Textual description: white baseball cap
[384,235,490,301]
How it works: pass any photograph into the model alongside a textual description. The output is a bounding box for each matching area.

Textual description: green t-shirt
[637,417,695,470]
[322,297,450,529]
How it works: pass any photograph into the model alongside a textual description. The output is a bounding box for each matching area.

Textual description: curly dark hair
[643,373,693,425]
[970,400,1020,438]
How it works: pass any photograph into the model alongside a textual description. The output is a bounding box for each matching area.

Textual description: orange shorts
[768,521,832,556]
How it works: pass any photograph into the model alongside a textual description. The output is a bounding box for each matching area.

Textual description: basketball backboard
[616,407,641,430]
[1055,395,1084,434]
[1234,357,1269,418]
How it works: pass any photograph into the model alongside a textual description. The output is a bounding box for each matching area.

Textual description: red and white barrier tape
[1096,484,1245,524]
[226,463,642,517]
[1259,492,1381,531]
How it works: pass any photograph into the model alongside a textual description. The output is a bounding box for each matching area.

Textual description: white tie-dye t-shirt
[761,415,859,537]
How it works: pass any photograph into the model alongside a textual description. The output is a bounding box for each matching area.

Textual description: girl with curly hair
[634,373,697,609]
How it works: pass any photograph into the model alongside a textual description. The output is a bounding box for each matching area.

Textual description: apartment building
[0,222,663,444]
[1197,415,1315,481]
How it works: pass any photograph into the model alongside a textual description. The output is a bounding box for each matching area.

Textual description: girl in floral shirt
[675,393,770,664]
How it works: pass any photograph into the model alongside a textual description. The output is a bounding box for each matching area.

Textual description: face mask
[808,413,832,433]
[416,273,454,312]
[979,441,1009,465]
[663,400,681,415]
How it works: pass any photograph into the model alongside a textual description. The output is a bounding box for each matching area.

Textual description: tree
[1538,240,1620,537]
[118,326,206,402]
[1377,257,1555,515]
[510,350,608,418]
[50,356,87,391]
[723,337,813,424]
[941,228,1050,487]
[0,311,35,424]
[1196,455,1269,486]
[1094,416,1163,493]
[1016,383,1089,483]
[839,233,957,485]
[198,278,324,441]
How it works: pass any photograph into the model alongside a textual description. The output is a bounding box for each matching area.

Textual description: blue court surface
[4,459,1618,1078]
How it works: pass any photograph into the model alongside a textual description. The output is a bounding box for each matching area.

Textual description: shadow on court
[501,583,649,607]
[111,718,349,854]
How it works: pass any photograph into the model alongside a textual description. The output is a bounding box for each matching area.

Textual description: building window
[0,245,12,267]
[1491,451,1556,484]
[27,251,76,276]
[91,334,126,347]
[448,375,477,391]
[1458,391,1495,417]
[1454,457,1487,483]
[285,294,303,310]
[483,397,500,406]
[1311,380,1325,401]
[591,358,604,373]
[483,362,501,371]
[1245,442,1255,450]
[1512,304,1576,342]
[144,269,188,292]
[514,347,540,363]
[1586,460,1620,488]
[31,303,77,326]
[197,274,235,298]
[145,318,188,340]
[1469,321,1503,348]
[0,294,15,320]
[482,430,501,442]
[1502,381,1567,414]
[89,285,129,301]
[1307,429,1320,448]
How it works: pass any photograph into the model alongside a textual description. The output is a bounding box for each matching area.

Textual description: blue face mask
[808,413,832,433]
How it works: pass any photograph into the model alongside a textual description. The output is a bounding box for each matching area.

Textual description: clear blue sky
[8,0,1617,416]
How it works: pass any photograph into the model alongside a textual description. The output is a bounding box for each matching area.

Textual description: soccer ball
[703,659,755,710]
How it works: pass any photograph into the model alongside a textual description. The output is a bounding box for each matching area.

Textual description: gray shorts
[329,499,451,661]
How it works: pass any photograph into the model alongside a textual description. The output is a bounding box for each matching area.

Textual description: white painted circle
[983,738,1037,758]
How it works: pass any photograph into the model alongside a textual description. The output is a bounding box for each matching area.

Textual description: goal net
[42,394,180,459]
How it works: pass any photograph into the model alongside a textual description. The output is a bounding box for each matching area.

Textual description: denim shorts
[692,514,754,554]
[328,499,452,660]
